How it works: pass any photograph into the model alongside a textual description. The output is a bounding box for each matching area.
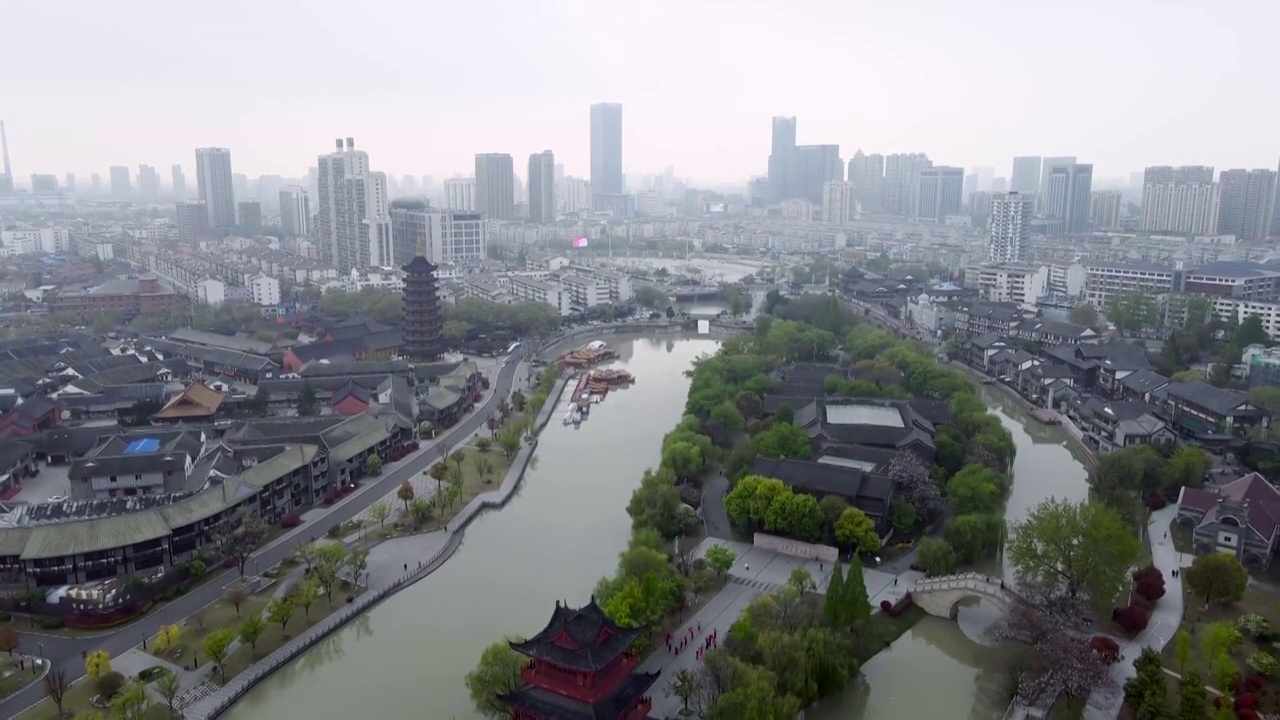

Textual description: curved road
[0,354,522,717]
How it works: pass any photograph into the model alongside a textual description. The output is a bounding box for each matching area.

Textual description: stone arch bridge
[909,572,1022,620]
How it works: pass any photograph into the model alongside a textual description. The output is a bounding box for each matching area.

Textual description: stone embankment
[184,375,570,720]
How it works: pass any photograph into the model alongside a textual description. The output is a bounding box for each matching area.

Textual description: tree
[476,437,493,452]
[218,508,268,576]
[824,562,846,627]
[787,566,815,593]
[154,624,181,654]
[409,497,433,523]
[753,423,812,460]
[1175,670,1208,720]
[293,539,316,571]
[297,380,318,416]
[1174,629,1192,674]
[666,668,698,714]
[369,500,390,529]
[1070,303,1100,330]
[1125,647,1171,720]
[842,556,871,625]
[946,464,1005,515]
[1235,315,1270,348]
[916,537,958,576]
[883,451,944,519]
[110,680,152,720]
[1007,498,1141,609]
[429,463,449,494]
[0,627,18,656]
[154,668,181,717]
[203,628,235,678]
[96,670,125,698]
[834,506,880,552]
[225,586,247,617]
[466,640,526,718]
[365,454,382,475]
[704,544,736,577]
[397,480,415,514]
[239,615,266,650]
[1184,553,1248,607]
[85,649,111,678]
[498,428,522,459]
[890,501,916,534]
[44,667,68,720]
[450,449,467,469]
[1166,446,1211,490]
[294,577,319,619]
[944,514,1003,564]
[268,596,295,633]
[313,543,346,600]
[473,454,495,483]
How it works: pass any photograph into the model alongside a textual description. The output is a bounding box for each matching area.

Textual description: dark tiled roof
[0,441,34,470]
[1164,381,1251,416]
[1179,472,1280,540]
[751,457,894,510]
[1119,369,1170,394]
[510,600,644,671]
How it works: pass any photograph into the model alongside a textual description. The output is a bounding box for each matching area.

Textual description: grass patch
[15,673,178,720]
[856,606,925,664]
[149,594,270,671]
[0,656,40,703]
[218,586,359,682]
[1159,582,1280,690]
[413,448,512,533]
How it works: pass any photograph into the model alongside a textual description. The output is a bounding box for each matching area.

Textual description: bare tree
[216,508,268,576]
[44,667,69,719]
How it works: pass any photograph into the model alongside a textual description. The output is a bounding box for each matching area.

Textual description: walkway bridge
[910,572,1023,620]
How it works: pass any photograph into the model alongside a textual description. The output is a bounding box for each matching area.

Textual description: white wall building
[821,181,855,224]
[279,185,310,237]
[249,274,281,306]
[974,264,1048,307]
[558,273,609,312]
[0,227,70,255]
[444,177,476,212]
[508,276,572,315]
[988,192,1034,262]
[558,177,592,213]
[1083,261,1177,308]
[195,277,226,306]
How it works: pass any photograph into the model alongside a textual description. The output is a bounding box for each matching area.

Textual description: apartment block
[507,276,572,315]
[1083,261,1178,307]
[973,264,1048,307]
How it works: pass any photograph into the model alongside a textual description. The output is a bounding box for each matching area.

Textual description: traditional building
[500,598,658,720]
[401,255,445,361]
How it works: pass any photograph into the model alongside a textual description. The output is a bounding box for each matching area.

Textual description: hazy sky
[6,0,1278,185]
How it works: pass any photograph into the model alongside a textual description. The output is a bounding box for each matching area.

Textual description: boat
[557,342,620,370]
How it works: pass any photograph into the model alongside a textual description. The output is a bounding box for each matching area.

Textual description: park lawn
[0,656,39,702]
[149,594,270,670]
[416,447,512,532]
[14,673,180,720]
[1158,582,1280,689]
[218,585,361,683]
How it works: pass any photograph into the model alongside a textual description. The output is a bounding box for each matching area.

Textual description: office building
[389,199,486,266]
[559,177,592,213]
[768,116,797,201]
[194,147,236,231]
[1141,166,1220,235]
[792,145,843,205]
[279,186,310,238]
[30,174,58,194]
[474,154,515,220]
[1273,158,1280,238]
[176,200,210,244]
[988,192,1034,263]
[1038,156,1077,212]
[883,153,931,216]
[969,191,994,226]
[821,181,854,223]
[528,150,556,223]
[64,173,76,192]
[1218,169,1276,242]
[915,166,964,222]
[137,164,161,200]
[992,177,1008,193]
[847,149,884,212]
[317,137,391,272]
[1090,190,1123,230]
[0,121,9,194]
[590,103,624,209]
[1044,163,1093,235]
[238,201,262,235]
[444,177,476,212]
[171,164,186,198]
[1010,156,1041,195]
[109,166,132,198]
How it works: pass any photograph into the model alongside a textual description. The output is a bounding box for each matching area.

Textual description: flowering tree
[995,590,1117,704]
[883,451,943,519]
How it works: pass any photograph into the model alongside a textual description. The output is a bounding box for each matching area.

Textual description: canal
[219,342,1092,720]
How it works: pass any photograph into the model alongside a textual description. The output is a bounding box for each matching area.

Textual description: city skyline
[5,0,1279,184]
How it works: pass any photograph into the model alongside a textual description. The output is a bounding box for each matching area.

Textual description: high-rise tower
[528,150,556,224]
[989,192,1034,262]
[590,103,624,209]
[1218,169,1276,242]
[475,154,515,220]
[195,147,236,231]
[0,121,11,194]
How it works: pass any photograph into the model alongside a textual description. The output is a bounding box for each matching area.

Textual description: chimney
[345,138,354,151]
[335,138,343,151]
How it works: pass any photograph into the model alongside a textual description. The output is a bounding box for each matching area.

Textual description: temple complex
[499,598,658,720]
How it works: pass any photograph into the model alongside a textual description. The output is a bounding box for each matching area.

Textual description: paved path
[700,472,733,540]
[1083,504,1184,720]
[0,353,523,719]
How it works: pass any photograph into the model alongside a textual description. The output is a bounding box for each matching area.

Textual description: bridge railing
[911,572,1021,602]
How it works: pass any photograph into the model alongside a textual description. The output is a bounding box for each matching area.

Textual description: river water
[219,341,1092,720]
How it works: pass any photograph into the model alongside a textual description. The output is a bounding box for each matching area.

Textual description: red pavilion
[499,598,659,720]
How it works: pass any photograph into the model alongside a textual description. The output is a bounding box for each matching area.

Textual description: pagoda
[499,598,658,720]
[400,254,444,361]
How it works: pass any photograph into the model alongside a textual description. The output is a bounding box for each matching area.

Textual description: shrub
[880,599,893,612]
[137,666,166,682]
[1238,613,1271,638]
[1246,650,1280,677]
[96,670,125,698]
[1088,635,1121,664]
[222,557,236,569]
[1235,693,1260,711]
[281,513,302,528]
[37,617,64,630]
[1245,674,1266,692]
[1237,709,1259,720]
[1132,565,1165,600]
[1112,604,1151,635]
[1142,491,1167,510]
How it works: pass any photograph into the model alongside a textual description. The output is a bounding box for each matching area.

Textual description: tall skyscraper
[238,201,262,235]
[821,181,854,223]
[0,120,11,194]
[109,166,132,198]
[137,164,161,200]
[768,116,797,201]
[793,145,843,204]
[528,150,556,224]
[847,150,884,212]
[1045,163,1093,235]
[1273,158,1280,238]
[176,200,209,243]
[590,103,624,209]
[171,165,186,198]
[1090,190,1124,230]
[1038,156,1077,212]
[279,186,310,237]
[316,137,391,271]
[883,153,931,216]
[1217,168,1276,241]
[195,147,236,230]
[1141,166,1219,235]
[989,192,1034,263]
[474,153,515,220]
[915,167,965,222]
[1010,156,1041,194]
[444,177,476,212]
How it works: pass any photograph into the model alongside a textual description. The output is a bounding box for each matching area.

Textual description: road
[0,354,522,717]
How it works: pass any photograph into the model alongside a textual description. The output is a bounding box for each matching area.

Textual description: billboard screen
[572,237,589,248]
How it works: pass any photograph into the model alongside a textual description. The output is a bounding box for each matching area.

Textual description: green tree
[824,562,846,627]
[1176,670,1208,720]
[1007,498,1141,609]
[1069,303,1100,329]
[1165,446,1211,490]
[1173,629,1192,674]
[466,640,526,718]
[1234,315,1270,347]
[704,544,736,577]
[202,628,235,678]
[753,423,813,460]
[396,480,415,514]
[109,679,152,720]
[724,475,790,529]
[238,615,265,650]
[154,668,181,717]
[763,491,825,542]
[497,428,522,459]
[944,514,1003,564]
[946,464,1005,515]
[1184,553,1248,607]
[297,380,318,416]
[294,577,319,619]
[890,501,917,534]
[626,468,683,538]
[916,537,957,576]
[368,500,390,529]
[842,556,871,625]
[268,596,295,633]
[709,400,746,431]
[365,454,382,475]
[834,506,880,552]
